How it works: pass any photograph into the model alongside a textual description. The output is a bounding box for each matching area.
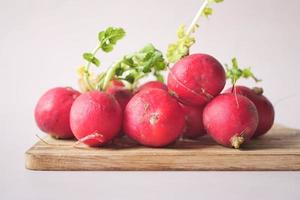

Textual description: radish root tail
[230,135,244,149]
[35,134,51,145]
[73,132,104,148]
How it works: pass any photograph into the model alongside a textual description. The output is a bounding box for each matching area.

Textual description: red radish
[34,87,80,139]
[167,54,226,106]
[180,103,206,139]
[224,86,275,137]
[135,81,168,93]
[203,93,259,148]
[106,80,133,111]
[106,87,132,111]
[106,80,132,137]
[70,91,122,147]
[124,88,185,147]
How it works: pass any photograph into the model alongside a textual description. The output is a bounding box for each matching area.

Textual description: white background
[1,0,300,199]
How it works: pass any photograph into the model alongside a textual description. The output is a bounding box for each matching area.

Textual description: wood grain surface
[25,125,300,171]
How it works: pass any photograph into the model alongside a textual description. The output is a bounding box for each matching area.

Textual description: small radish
[124,88,185,147]
[224,86,275,137]
[34,87,80,139]
[70,91,122,147]
[135,81,168,93]
[168,54,226,106]
[203,93,259,148]
[180,103,206,139]
[106,80,133,111]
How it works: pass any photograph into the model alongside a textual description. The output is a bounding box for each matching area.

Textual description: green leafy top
[225,57,261,85]
[166,25,196,63]
[98,27,126,53]
[82,27,126,68]
[83,52,101,67]
[100,43,167,90]
[78,27,126,92]
[78,26,167,92]
[166,0,223,63]
[204,0,224,17]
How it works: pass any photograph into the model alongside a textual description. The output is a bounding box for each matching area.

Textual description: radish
[34,87,80,139]
[106,80,133,111]
[224,86,275,137]
[203,93,259,148]
[70,91,122,147]
[106,86,132,111]
[168,54,226,106]
[180,103,206,139]
[135,81,168,93]
[105,80,133,137]
[123,88,185,147]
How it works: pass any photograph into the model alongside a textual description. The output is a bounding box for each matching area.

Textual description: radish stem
[186,0,209,36]
[101,60,122,91]
[83,46,102,90]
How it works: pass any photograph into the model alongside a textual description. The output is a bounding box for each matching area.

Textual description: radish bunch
[34,0,275,149]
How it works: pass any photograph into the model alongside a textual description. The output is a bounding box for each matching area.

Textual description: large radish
[168,54,226,106]
[34,87,80,139]
[70,91,122,147]
[224,86,275,137]
[203,93,259,148]
[124,88,185,147]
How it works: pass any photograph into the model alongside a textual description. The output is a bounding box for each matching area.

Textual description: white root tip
[73,132,104,148]
[230,135,245,149]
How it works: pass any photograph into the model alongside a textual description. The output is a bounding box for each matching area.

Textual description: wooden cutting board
[25,125,300,171]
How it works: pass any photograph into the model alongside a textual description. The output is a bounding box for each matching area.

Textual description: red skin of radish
[168,54,226,106]
[106,81,133,111]
[106,83,132,137]
[224,86,275,137]
[34,87,80,139]
[135,81,168,93]
[70,91,122,147]
[106,87,132,111]
[105,79,133,137]
[180,103,206,139]
[123,88,185,147]
[203,93,259,148]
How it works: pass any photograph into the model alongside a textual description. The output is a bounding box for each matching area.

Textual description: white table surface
[2,157,300,200]
[1,0,300,199]
[3,172,300,200]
